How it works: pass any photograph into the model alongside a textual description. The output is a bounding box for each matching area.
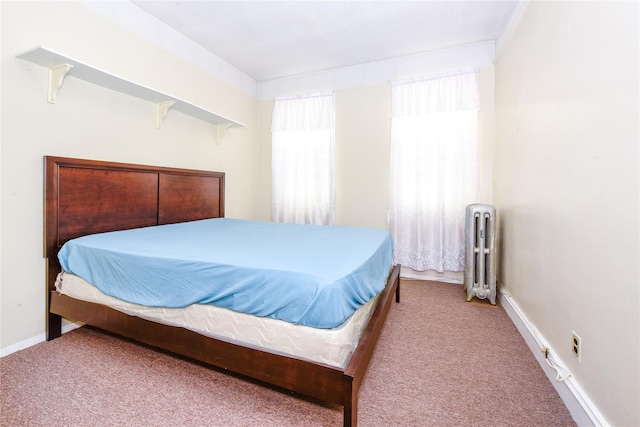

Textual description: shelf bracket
[156,101,175,128]
[47,64,73,104]
[216,123,232,144]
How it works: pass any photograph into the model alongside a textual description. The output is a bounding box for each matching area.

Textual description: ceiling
[132,1,518,82]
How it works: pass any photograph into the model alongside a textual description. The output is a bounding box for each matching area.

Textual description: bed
[44,155,401,426]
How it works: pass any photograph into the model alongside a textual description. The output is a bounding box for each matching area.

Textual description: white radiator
[464,204,497,305]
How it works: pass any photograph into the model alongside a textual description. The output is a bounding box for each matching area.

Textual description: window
[271,93,336,225]
[388,70,479,272]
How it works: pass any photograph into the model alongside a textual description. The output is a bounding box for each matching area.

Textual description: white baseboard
[498,289,610,427]
[0,322,83,358]
[400,266,463,284]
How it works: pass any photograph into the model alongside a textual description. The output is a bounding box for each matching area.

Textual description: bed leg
[46,259,63,340]
[344,393,357,427]
[47,312,62,340]
[395,277,400,303]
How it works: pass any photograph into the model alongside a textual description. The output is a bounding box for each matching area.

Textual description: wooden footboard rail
[47,264,400,427]
[343,263,400,426]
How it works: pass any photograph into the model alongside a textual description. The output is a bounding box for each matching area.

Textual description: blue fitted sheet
[58,218,393,329]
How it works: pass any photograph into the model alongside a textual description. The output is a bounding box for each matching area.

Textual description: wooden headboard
[43,156,225,320]
[44,156,225,257]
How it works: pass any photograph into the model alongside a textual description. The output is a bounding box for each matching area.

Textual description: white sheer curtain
[271,92,335,225]
[388,70,479,273]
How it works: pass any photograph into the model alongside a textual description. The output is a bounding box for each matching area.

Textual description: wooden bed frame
[44,156,400,426]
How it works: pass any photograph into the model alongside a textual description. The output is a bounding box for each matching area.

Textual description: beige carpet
[1,280,576,426]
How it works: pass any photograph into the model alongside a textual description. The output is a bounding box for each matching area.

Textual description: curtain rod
[275,91,335,102]
[393,69,478,86]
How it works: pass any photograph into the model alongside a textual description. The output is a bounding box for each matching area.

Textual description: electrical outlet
[571,331,581,361]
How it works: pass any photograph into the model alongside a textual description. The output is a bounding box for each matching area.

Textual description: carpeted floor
[1,280,576,426]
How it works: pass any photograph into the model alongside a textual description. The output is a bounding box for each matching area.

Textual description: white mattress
[55,271,379,368]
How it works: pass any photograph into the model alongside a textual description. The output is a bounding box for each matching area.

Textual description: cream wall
[256,99,274,222]
[494,2,639,426]
[0,1,258,349]
[334,84,392,229]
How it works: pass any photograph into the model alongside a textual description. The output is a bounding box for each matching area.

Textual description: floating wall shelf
[16,46,245,138]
